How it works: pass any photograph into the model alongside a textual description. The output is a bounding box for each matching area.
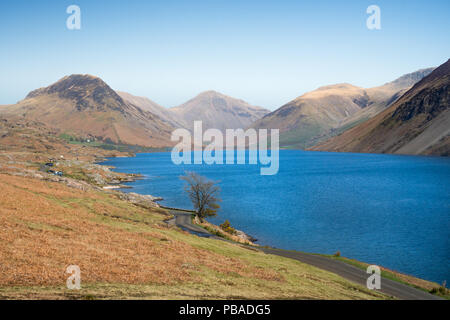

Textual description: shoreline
[1,115,446,300]
[99,155,259,244]
[0,148,444,299]
[98,153,446,299]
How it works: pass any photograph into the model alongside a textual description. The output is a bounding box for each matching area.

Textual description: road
[167,209,443,300]
[167,209,221,239]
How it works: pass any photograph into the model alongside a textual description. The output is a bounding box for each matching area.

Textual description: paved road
[168,209,442,300]
[168,210,221,239]
[260,247,442,300]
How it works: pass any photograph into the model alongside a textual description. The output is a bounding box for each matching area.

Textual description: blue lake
[102,151,450,283]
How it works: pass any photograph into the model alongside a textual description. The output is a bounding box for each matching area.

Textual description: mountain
[252,83,369,147]
[252,68,434,148]
[342,68,435,125]
[0,75,174,147]
[170,90,270,131]
[312,68,435,143]
[311,59,450,156]
[117,91,185,129]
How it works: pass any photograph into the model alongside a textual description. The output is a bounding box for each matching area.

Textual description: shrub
[220,220,237,235]
[333,251,341,257]
[430,281,449,296]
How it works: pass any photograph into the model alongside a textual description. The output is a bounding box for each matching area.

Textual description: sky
[0,0,449,110]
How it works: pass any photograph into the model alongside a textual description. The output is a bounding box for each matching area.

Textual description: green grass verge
[317,254,449,299]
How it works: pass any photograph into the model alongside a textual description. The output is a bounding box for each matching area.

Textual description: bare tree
[180,172,221,222]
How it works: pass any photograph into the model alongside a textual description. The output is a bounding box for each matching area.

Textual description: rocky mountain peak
[25,74,125,112]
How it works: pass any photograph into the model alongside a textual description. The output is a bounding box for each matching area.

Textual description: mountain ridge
[0,74,174,147]
[122,90,270,132]
[310,60,450,155]
[251,68,435,148]
[117,91,185,129]
[170,90,270,131]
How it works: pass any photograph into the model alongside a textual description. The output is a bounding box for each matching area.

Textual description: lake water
[102,151,450,283]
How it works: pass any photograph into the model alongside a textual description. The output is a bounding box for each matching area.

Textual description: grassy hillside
[1,118,445,300]
[0,118,387,300]
[0,173,385,300]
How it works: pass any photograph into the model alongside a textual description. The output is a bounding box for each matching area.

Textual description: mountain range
[119,90,270,132]
[251,68,434,149]
[0,59,448,156]
[311,59,450,156]
[0,75,268,148]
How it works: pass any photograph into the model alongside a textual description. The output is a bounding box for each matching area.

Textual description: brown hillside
[311,59,450,156]
[252,69,433,148]
[0,75,174,148]
[170,90,270,131]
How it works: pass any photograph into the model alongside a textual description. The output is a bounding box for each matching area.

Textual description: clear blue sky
[0,0,449,110]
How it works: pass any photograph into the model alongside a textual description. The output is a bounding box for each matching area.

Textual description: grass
[63,171,97,185]
[0,173,387,300]
[58,133,170,153]
[279,123,325,149]
[192,216,254,245]
[198,224,232,240]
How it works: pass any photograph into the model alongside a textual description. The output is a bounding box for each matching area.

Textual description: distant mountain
[0,75,174,147]
[118,91,185,128]
[311,59,450,156]
[252,83,369,147]
[170,90,270,131]
[252,68,434,148]
[314,68,435,143]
